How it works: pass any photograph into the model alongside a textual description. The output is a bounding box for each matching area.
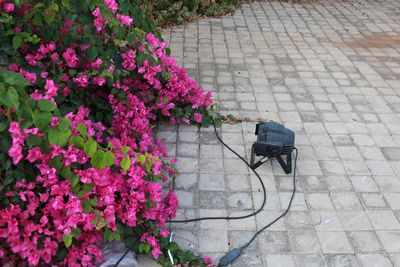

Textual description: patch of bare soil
[338,34,400,48]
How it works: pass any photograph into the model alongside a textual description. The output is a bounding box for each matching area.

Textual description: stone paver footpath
[159,0,400,266]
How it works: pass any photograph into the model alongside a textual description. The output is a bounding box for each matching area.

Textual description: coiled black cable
[217,147,298,266]
[167,121,267,223]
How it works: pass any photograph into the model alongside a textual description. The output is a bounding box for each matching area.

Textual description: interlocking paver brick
[348,231,383,253]
[326,254,360,267]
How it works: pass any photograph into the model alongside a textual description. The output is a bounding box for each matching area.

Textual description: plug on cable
[217,247,243,266]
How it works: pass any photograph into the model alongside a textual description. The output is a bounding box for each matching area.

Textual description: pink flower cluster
[2,2,14,12]
[116,13,133,26]
[3,107,178,266]
[92,7,108,32]
[1,1,213,266]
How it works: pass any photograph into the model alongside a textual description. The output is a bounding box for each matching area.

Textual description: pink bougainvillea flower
[121,50,136,70]
[44,79,58,99]
[8,122,25,164]
[194,113,202,123]
[92,76,106,86]
[87,58,102,70]
[19,69,37,83]
[62,48,79,68]
[104,0,118,12]
[73,75,89,88]
[116,14,133,26]
[3,3,15,12]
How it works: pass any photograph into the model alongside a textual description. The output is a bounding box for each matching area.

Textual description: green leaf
[61,0,69,7]
[63,234,73,248]
[50,2,59,11]
[89,199,98,206]
[0,122,7,132]
[61,167,73,179]
[121,156,131,171]
[26,135,42,147]
[48,127,71,148]
[38,99,56,112]
[84,139,97,157]
[33,110,52,129]
[121,146,130,154]
[91,150,105,169]
[70,175,79,187]
[82,200,93,213]
[138,243,150,254]
[136,154,145,164]
[0,86,19,110]
[104,228,120,241]
[18,102,33,126]
[12,35,23,50]
[136,53,147,66]
[77,123,88,139]
[0,69,30,86]
[83,183,94,193]
[44,11,55,25]
[58,118,70,132]
[70,136,84,148]
[103,151,115,166]
[71,227,81,238]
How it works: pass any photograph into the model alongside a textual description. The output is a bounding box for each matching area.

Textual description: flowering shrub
[0,0,218,266]
[131,0,242,27]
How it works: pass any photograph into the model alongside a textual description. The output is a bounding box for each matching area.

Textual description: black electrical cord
[218,147,298,266]
[167,121,267,223]
[113,248,130,267]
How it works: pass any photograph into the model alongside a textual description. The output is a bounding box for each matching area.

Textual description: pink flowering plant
[0,0,220,266]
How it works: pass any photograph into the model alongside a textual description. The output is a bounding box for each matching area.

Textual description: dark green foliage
[130,0,244,27]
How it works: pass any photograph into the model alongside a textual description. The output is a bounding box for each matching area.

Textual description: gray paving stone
[285,211,314,231]
[199,191,225,209]
[339,211,374,231]
[360,193,388,209]
[199,173,225,191]
[294,254,327,267]
[288,230,321,253]
[177,143,199,157]
[200,144,223,158]
[326,254,360,267]
[311,211,343,231]
[389,254,400,267]
[264,254,295,267]
[349,176,380,193]
[231,253,263,267]
[227,192,253,209]
[381,148,400,160]
[326,176,354,191]
[347,231,383,253]
[258,231,291,253]
[229,230,259,252]
[199,159,224,173]
[198,230,229,253]
[366,210,400,230]
[376,231,400,253]
[317,231,354,253]
[306,193,335,210]
[357,254,394,267]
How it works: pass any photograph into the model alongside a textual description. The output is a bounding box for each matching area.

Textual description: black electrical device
[250,122,295,173]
